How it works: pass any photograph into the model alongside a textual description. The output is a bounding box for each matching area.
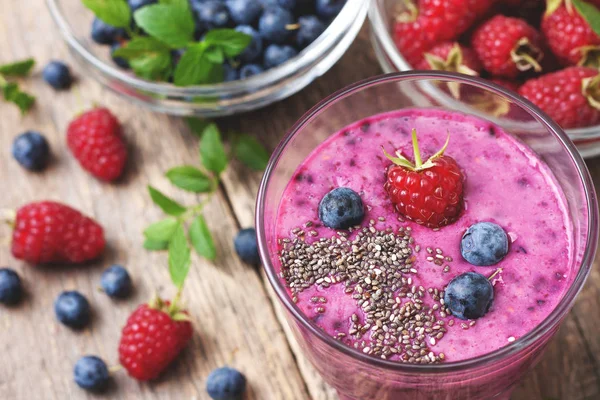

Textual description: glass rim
[366,0,600,141]
[45,0,366,97]
[255,71,599,373]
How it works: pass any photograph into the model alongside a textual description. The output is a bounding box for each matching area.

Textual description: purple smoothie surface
[273,108,573,362]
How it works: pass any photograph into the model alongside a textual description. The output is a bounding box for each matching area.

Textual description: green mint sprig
[0,58,36,114]
[144,121,270,270]
[83,0,251,85]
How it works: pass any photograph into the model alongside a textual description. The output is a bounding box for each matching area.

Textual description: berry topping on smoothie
[383,130,464,229]
[444,272,495,320]
[461,222,509,266]
[318,187,365,230]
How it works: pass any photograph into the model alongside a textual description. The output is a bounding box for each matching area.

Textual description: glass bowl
[256,71,598,400]
[368,0,600,158]
[46,0,369,117]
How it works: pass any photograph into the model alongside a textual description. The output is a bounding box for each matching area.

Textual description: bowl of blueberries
[47,0,368,116]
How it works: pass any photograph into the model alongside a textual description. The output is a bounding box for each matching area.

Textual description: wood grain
[1,1,600,399]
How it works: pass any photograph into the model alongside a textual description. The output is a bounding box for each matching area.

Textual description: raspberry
[11,201,105,264]
[542,3,600,66]
[119,300,193,381]
[394,0,495,66]
[67,108,127,181]
[383,131,464,229]
[472,15,544,78]
[518,67,600,129]
[416,42,483,74]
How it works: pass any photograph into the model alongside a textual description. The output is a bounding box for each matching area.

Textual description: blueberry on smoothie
[0,268,23,305]
[444,272,494,320]
[74,355,110,392]
[54,291,91,329]
[258,6,294,43]
[206,367,246,400]
[460,222,509,266]
[318,187,365,230]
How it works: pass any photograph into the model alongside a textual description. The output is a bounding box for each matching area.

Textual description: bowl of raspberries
[47,0,368,116]
[369,0,600,157]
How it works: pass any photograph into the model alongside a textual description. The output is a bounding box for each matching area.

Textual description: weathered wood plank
[0,1,311,399]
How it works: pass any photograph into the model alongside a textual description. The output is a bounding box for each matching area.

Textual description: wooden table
[1,2,600,399]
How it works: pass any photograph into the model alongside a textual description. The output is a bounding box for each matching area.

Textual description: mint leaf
[234,134,270,171]
[185,118,210,137]
[166,166,213,193]
[114,37,173,81]
[1,82,35,114]
[144,238,169,250]
[200,123,228,174]
[134,4,194,48]
[173,45,208,86]
[0,59,35,76]
[148,185,187,216]
[204,29,252,57]
[168,224,191,289]
[205,46,225,63]
[82,0,131,28]
[573,0,600,36]
[144,218,179,242]
[189,215,216,260]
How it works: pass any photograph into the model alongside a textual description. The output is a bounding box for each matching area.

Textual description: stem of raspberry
[511,38,543,73]
[383,129,450,172]
[582,74,600,110]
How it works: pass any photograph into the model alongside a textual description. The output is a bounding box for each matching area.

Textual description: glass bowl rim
[366,0,600,141]
[46,0,366,97]
[256,71,599,373]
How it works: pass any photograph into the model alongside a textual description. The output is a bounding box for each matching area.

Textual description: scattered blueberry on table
[74,355,110,392]
[100,265,132,299]
[42,61,73,90]
[206,367,247,400]
[234,228,260,265]
[0,268,23,305]
[54,291,91,329]
[12,131,50,171]
[90,0,347,82]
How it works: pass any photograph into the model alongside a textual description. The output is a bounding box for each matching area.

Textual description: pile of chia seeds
[278,219,454,364]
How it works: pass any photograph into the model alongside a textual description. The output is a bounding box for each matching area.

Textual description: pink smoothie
[274,108,573,362]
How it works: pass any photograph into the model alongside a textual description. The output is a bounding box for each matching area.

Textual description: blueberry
[172,48,186,65]
[74,356,110,392]
[444,272,494,320]
[223,64,240,81]
[128,0,157,12]
[240,64,264,79]
[316,0,346,19]
[318,187,365,230]
[91,18,128,45]
[42,61,73,90]
[12,131,50,171]
[276,0,296,9]
[193,1,230,29]
[296,15,326,48]
[263,44,298,68]
[235,25,262,63]
[234,228,260,265]
[101,265,132,298]
[206,367,246,400]
[54,291,91,329]
[0,268,22,305]
[258,7,294,43]
[461,222,509,266]
[225,0,262,25]
[110,43,130,69]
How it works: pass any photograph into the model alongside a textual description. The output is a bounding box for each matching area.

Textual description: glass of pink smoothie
[256,72,598,400]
